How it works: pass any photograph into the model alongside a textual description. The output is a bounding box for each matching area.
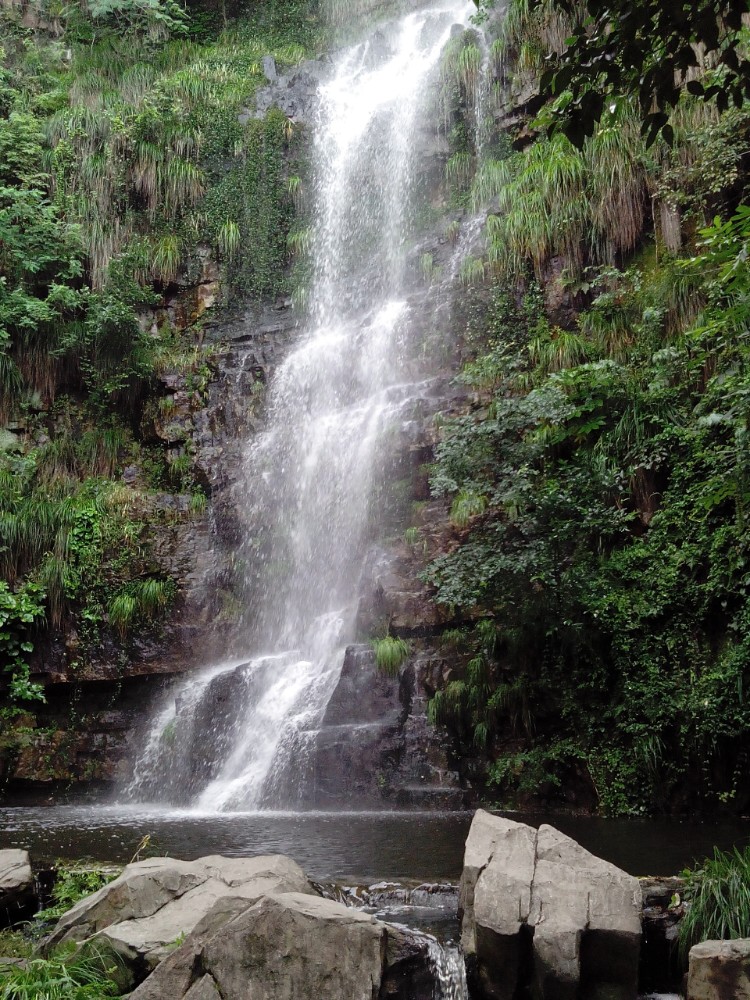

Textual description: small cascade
[428,938,469,1000]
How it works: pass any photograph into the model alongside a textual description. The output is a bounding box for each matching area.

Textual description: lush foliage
[427,200,750,815]
[477,0,750,147]
[372,635,410,677]
[679,846,750,959]
[37,863,119,923]
[0,0,312,707]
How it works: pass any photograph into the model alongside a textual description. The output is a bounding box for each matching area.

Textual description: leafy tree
[476,0,750,146]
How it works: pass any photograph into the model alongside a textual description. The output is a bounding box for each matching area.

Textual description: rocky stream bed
[0,810,746,999]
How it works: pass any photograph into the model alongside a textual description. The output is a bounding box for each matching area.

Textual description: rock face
[687,940,750,1000]
[459,810,642,1000]
[0,849,35,926]
[1,299,300,801]
[47,853,442,1000]
[287,644,471,809]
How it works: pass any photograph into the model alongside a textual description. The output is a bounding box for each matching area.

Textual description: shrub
[679,846,750,961]
[37,864,119,924]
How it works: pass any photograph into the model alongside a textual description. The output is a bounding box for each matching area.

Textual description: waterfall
[126,0,476,811]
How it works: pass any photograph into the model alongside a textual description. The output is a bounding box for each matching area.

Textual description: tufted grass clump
[679,846,750,961]
[372,636,410,677]
[108,577,175,636]
[0,952,120,1000]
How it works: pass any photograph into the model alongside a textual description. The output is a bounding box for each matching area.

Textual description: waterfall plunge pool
[0,806,747,881]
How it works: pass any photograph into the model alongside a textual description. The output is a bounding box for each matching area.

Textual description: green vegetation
[679,846,750,960]
[371,636,410,677]
[0,864,123,996]
[37,863,119,924]
[476,0,750,147]
[0,0,314,712]
[426,6,750,817]
[0,952,120,1000]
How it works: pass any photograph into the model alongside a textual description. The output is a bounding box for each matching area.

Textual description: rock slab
[459,810,642,1000]
[688,939,750,1000]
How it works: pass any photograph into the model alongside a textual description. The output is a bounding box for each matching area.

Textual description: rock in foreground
[688,939,750,1000]
[0,849,36,927]
[46,853,443,999]
[45,854,316,985]
[459,810,642,1000]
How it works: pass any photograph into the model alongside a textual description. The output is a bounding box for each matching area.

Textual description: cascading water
[127,0,476,811]
[428,938,470,1000]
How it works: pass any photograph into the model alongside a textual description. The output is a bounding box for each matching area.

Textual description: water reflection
[0,806,747,881]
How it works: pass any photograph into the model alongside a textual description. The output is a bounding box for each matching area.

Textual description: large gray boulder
[0,849,35,926]
[179,891,435,1000]
[459,810,642,1000]
[459,812,536,1000]
[129,887,437,1000]
[45,854,315,985]
[49,853,441,1000]
[530,824,642,1000]
[687,939,750,1000]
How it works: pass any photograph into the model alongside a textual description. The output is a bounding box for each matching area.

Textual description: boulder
[45,855,315,987]
[530,824,642,1000]
[687,939,750,1000]
[132,886,439,1000]
[459,812,536,1000]
[202,892,384,1000]
[459,810,642,1000]
[0,849,35,926]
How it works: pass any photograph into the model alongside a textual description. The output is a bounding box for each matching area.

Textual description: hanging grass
[217,220,241,260]
[371,636,410,677]
[108,577,175,636]
[420,253,437,283]
[0,354,24,423]
[287,227,312,257]
[108,592,138,636]
[494,0,584,81]
[446,151,474,190]
[450,489,487,528]
[476,102,652,282]
[440,30,485,120]
[529,327,590,373]
[151,234,182,284]
[428,679,467,726]
[134,577,173,615]
[460,256,486,286]
[679,846,750,961]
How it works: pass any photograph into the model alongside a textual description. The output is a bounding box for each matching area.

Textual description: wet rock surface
[290,644,471,809]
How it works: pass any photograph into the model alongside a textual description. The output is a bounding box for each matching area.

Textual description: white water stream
[127,0,475,813]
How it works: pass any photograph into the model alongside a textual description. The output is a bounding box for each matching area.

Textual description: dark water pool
[0,805,748,881]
